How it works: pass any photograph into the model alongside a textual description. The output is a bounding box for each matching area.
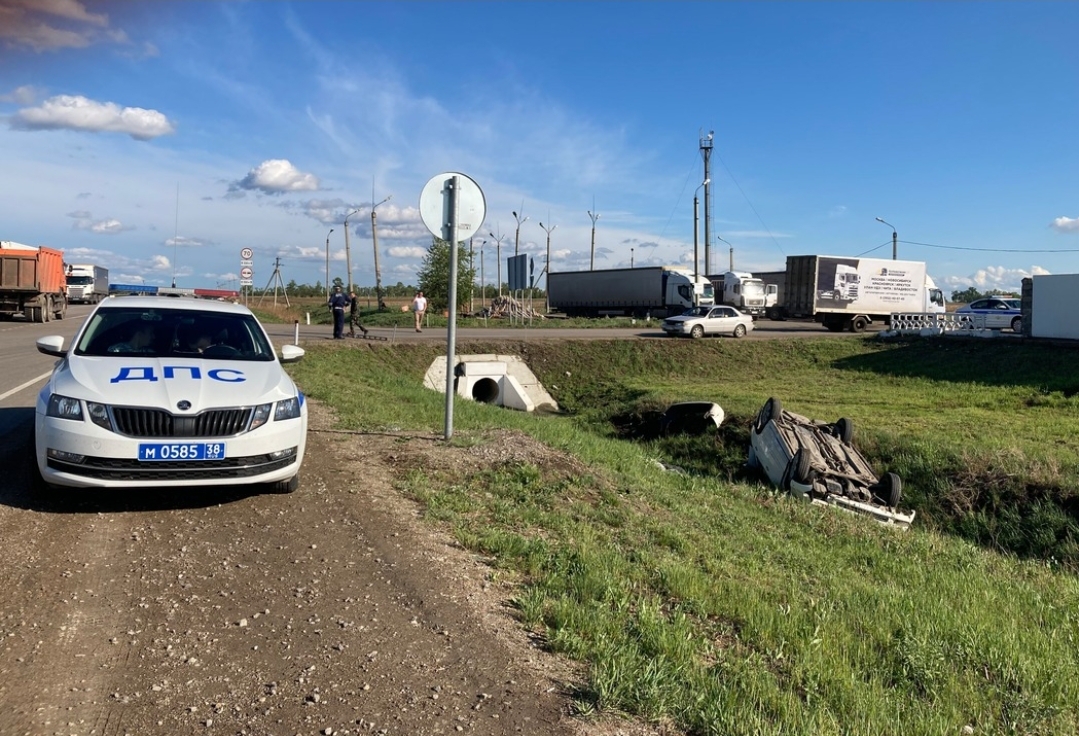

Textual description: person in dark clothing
[328,285,349,339]
[348,290,368,337]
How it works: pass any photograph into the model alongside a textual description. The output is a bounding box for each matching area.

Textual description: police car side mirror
[280,344,305,364]
[36,335,67,357]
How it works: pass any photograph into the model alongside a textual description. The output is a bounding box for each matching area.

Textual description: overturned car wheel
[755,397,782,433]
[791,449,814,486]
[834,417,853,444]
[872,472,902,508]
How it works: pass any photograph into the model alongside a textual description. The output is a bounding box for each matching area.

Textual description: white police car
[954,297,1022,331]
[34,297,307,493]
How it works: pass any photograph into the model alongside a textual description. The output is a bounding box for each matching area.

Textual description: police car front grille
[48,451,297,481]
[112,407,253,438]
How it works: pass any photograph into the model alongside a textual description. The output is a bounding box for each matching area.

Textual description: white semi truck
[65,263,109,304]
[708,271,771,316]
[772,255,944,332]
[547,266,713,319]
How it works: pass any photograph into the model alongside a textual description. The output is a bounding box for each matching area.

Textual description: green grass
[249,296,650,330]
[286,336,1079,735]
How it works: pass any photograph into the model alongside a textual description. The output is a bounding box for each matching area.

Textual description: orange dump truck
[0,241,68,322]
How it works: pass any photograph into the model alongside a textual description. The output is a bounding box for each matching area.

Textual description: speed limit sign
[240,247,253,260]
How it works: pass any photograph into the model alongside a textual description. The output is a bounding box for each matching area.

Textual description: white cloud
[387,246,427,259]
[71,214,129,234]
[0,0,131,52]
[941,265,1051,294]
[1051,216,1079,233]
[89,218,124,234]
[10,95,176,140]
[0,84,41,104]
[165,235,209,248]
[233,159,320,195]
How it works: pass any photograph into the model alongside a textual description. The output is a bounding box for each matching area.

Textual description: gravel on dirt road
[0,401,673,736]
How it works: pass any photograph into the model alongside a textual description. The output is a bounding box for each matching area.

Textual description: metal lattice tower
[700,131,714,275]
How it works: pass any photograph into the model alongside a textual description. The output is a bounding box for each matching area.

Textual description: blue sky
[2,1,1077,296]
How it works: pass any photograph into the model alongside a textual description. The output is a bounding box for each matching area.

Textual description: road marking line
[0,370,53,402]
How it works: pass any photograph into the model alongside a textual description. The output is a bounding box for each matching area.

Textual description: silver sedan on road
[662,305,754,339]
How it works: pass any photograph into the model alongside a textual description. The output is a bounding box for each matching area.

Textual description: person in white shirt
[411,290,427,332]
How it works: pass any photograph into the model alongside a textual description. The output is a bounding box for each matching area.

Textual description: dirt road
[0,401,659,736]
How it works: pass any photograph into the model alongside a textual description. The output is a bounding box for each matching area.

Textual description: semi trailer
[547,266,713,318]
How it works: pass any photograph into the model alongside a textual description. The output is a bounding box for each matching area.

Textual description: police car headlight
[46,394,83,420]
[86,401,114,431]
[249,403,272,431]
[274,397,301,421]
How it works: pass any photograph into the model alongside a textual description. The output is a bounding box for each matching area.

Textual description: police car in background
[954,296,1022,332]
[34,296,308,493]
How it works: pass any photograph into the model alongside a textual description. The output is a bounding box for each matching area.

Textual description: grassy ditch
[249,296,646,330]
[286,336,1079,735]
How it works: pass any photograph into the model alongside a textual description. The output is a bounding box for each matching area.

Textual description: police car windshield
[74,306,275,361]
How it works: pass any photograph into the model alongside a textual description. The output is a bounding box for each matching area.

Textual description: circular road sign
[240,247,254,260]
[240,266,253,279]
[419,172,485,240]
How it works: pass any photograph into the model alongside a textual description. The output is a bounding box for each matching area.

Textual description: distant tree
[415,237,477,311]
[951,287,983,303]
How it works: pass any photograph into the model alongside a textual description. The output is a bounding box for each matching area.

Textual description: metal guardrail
[884,312,976,336]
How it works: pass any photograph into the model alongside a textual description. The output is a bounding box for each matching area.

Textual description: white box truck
[547,266,714,318]
[775,255,944,332]
[65,263,109,303]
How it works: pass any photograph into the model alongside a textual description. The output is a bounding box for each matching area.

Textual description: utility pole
[588,206,600,270]
[512,208,528,256]
[324,228,334,297]
[488,229,506,298]
[344,209,361,293]
[693,178,709,295]
[371,193,392,310]
[539,219,556,313]
[700,130,714,275]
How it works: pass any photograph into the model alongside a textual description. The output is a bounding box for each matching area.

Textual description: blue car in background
[955,297,1022,331]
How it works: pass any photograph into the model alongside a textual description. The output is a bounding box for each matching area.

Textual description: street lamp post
[588,209,600,270]
[539,220,557,313]
[324,228,334,297]
[343,209,361,293]
[488,230,506,298]
[716,235,733,271]
[371,194,392,310]
[512,209,528,256]
[693,179,710,289]
[875,217,898,260]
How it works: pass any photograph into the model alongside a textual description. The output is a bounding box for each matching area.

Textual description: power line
[858,238,1079,258]
[900,239,1079,254]
[714,150,787,258]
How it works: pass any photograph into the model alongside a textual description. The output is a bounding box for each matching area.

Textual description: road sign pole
[418,171,486,441]
[443,175,460,440]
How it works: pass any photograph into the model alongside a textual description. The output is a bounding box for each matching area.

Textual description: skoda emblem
[177,400,192,411]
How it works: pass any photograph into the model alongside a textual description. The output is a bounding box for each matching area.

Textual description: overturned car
[747,397,915,528]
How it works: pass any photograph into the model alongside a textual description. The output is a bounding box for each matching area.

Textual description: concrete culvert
[471,377,500,404]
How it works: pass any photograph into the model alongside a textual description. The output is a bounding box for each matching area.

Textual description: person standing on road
[411,290,427,333]
[328,285,349,339]
[348,290,368,337]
